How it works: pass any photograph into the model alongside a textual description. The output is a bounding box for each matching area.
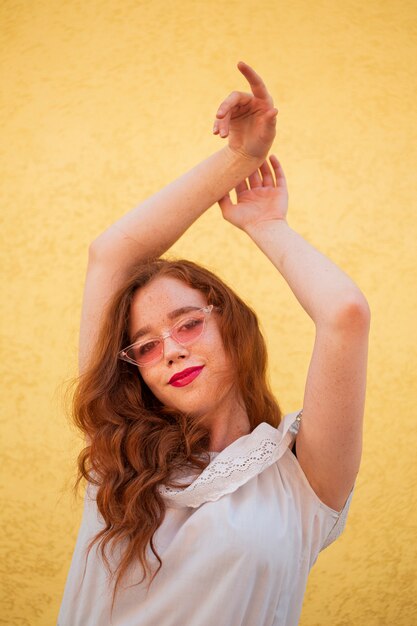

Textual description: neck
[205,391,251,453]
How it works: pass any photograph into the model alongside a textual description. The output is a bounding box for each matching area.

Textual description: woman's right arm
[78,148,259,373]
[79,62,277,373]
[90,145,262,264]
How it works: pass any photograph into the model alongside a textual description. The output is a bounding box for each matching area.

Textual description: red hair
[69,258,282,615]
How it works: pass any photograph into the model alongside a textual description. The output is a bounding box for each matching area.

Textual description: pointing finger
[237,61,272,102]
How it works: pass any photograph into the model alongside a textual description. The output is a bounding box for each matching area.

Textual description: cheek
[139,369,176,406]
[139,368,157,389]
[139,372,166,404]
[208,335,231,368]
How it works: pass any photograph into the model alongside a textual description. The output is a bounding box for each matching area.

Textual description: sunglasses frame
[118,304,215,367]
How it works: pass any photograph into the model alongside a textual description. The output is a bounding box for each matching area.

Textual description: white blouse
[57,410,354,626]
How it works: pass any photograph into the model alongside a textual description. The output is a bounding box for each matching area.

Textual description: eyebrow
[130,306,202,344]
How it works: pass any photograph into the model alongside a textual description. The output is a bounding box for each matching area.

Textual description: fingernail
[220,129,227,137]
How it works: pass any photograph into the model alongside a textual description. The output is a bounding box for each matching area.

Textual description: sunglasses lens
[126,339,163,365]
[172,314,206,344]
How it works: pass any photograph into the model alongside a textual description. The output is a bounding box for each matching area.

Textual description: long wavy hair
[69,257,282,616]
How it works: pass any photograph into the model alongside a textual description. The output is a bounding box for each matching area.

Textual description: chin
[161,394,215,421]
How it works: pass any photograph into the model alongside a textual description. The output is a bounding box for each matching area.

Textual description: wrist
[221,144,263,173]
[245,217,290,240]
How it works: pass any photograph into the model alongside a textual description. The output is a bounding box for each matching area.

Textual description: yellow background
[1,0,416,624]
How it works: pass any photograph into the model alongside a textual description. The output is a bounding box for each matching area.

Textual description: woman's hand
[218,154,288,232]
[213,61,278,162]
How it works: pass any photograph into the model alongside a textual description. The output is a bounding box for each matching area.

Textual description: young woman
[58,62,370,626]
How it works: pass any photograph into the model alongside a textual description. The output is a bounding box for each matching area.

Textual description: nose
[163,334,189,363]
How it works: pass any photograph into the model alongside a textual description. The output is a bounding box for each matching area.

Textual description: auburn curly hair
[68,257,282,616]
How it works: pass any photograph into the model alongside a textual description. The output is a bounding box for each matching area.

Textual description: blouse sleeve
[283,444,355,568]
[279,411,355,569]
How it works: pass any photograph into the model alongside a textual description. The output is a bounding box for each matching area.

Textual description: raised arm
[79,62,277,373]
[219,156,370,513]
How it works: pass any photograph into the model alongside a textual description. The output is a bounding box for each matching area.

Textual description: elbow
[335,296,371,332]
[88,236,106,263]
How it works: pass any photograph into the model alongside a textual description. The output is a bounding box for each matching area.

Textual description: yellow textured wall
[1,1,416,624]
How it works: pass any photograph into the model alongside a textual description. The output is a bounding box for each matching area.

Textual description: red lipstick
[169,366,204,387]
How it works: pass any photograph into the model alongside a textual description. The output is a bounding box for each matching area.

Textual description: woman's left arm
[219,156,371,512]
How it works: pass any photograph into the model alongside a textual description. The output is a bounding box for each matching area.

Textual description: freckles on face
[128,276,234,414]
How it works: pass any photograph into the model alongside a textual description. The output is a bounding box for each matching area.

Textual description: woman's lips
[169,366,204,387]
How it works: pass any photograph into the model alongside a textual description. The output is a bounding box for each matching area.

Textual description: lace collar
[158,410,303,509]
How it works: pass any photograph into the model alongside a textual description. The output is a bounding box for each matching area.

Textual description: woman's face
[128,276,236,418]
